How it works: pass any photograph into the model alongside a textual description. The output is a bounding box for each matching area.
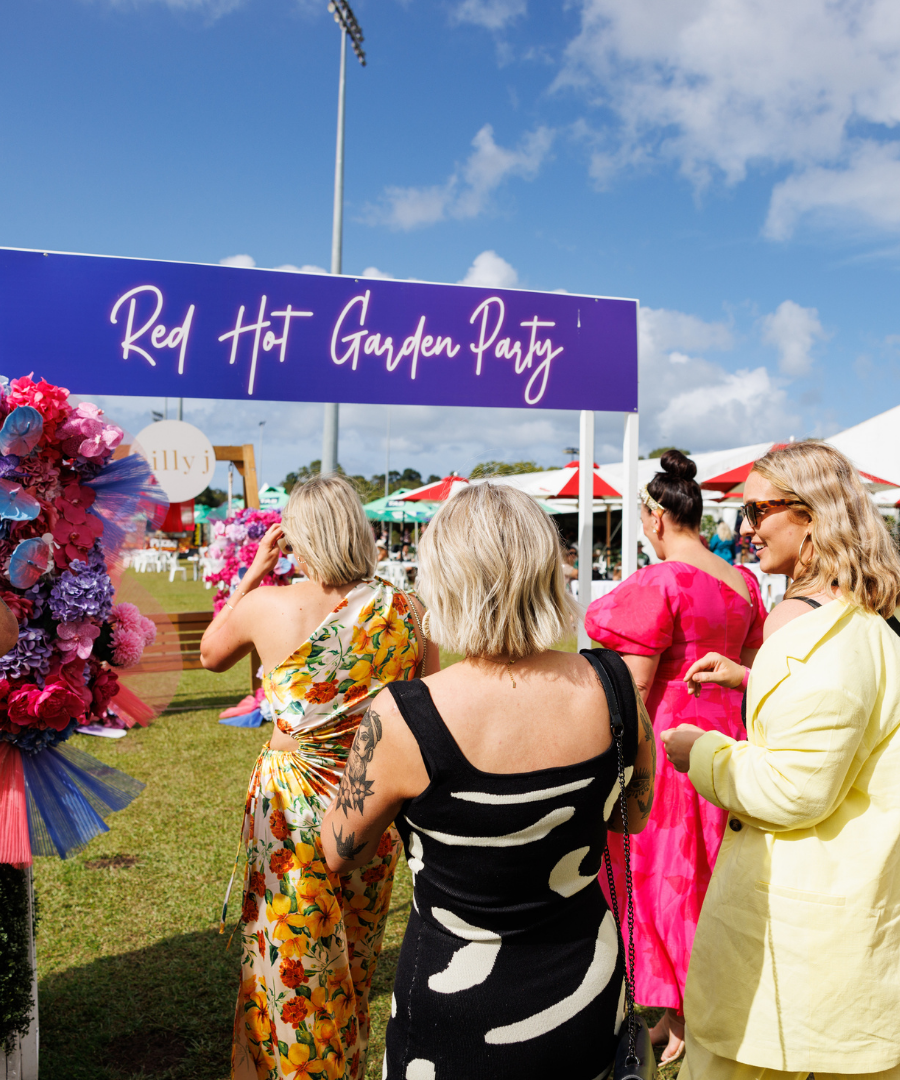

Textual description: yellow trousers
[679,1030,900,1080]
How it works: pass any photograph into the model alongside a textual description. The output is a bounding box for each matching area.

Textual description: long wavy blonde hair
[752,441,900,616]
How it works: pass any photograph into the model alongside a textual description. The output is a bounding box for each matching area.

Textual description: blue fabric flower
[1,718,78,755]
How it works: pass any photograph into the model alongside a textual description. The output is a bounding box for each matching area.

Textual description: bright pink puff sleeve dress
[584,561,766,1012]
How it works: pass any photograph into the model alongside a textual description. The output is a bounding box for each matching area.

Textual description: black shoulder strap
[386,680,463,779]
[886,615,900,639]
[793,596,822,609]
[579,648,640,768]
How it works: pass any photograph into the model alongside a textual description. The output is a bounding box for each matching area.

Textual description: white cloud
[765,142,900,240]
[558,0,900,236]
[361,266,394,279]
[105,0,244,11]
[365,123,554,230]
[638,306,799,449]
[451,0,526,31]
[276,263,329,274]
[639,306,733,355]
[219,254,256,269]
[458,250,519,288]
[761,300,828,377]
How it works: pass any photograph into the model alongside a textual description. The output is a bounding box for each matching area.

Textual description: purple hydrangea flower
[25,583,48,619]
[246,521,267,540]
[0,626,53,680]
[49,564,114,622]
[0,454,21,479]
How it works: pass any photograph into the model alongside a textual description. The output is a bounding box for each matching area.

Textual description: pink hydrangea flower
[57,620,101,661]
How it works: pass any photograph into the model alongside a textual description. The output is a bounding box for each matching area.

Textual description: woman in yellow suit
[664,441,900,1080]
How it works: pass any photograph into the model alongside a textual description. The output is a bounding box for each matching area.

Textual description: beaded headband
[640,485,665,514]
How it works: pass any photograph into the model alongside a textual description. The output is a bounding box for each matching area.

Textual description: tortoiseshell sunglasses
[741,499,806,528]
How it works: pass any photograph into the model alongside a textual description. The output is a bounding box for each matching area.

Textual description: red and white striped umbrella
[398,474,470,502]
[530,461,620,500]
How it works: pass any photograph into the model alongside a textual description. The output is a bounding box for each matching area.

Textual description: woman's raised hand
[683,652,746,697]
[246,523,285,584]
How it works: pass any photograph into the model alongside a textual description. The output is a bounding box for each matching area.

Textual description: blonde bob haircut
[752,440,900,617]
[281,475,377,586]
[417,482,579,660]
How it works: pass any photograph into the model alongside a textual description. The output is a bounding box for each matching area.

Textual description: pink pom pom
[111,626,144,668]
[139,615,156,646]
[111,602,142,634]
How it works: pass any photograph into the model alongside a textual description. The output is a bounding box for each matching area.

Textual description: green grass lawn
[33,572,674,1079]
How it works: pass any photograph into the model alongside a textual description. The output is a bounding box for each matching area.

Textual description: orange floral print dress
[226,578,420,1080]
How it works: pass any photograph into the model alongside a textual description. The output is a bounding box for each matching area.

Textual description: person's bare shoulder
[763,598,820,641]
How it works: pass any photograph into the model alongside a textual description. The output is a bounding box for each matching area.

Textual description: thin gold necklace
[468,655,517,688]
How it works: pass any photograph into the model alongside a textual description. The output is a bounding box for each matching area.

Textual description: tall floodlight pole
[321,1,366,477]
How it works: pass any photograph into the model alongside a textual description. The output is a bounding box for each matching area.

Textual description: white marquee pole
[622,411,640,579]
[576,409,595,650]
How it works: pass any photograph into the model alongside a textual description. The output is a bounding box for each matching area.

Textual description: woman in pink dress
[585,451,766,1065]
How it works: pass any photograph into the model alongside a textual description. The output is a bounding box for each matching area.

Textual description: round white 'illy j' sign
[132,420,215,503]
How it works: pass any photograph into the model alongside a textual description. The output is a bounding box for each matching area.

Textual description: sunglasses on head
[740,499,806,528]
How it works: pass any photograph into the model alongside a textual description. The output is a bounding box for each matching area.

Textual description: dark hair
[647,449,702,530]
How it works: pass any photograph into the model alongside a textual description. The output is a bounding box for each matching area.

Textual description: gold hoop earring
[421,610,432,638]
[798,534,813,567]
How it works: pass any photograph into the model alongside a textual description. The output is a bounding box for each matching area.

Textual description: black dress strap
[386,679,467,781]
[792,596,822,609]
[579,648,640,769]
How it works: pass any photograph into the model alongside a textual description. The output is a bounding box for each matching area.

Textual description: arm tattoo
[335,707,383,817]
[637,696,657,774]
[625,767,654,818]
[332,824,366,861]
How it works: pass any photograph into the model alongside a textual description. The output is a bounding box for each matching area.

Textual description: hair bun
[659,449,697,481]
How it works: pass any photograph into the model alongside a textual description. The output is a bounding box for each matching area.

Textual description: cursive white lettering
[219,296,312,395]
[519,317,564,404]
[469,297,505,376]
[110,285,195,374]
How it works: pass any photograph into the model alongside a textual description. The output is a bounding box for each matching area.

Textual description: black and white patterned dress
[383,650,639,1080]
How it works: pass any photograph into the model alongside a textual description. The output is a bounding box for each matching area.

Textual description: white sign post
[132,420,216,504]
[576,411,595,649]
[622,412,640,580]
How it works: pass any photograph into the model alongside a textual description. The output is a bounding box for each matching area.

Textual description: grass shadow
[39,928,239,1080]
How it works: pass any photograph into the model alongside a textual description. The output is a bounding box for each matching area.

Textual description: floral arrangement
[204,507,296,613]
[0,374,162,865]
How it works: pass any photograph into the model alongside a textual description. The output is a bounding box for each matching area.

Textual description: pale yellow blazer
[684,600,900,1073]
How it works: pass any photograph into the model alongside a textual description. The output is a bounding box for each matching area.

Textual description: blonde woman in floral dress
[202,476,438,1080]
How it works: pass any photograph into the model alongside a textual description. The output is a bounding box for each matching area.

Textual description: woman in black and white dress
[322,482,655,1080]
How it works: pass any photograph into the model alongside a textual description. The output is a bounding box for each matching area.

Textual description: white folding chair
[168,554,188,582]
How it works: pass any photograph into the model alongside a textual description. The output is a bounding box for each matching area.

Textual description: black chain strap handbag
[582,650,658,1080]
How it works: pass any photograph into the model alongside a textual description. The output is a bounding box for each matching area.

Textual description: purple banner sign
[0,248,638,412]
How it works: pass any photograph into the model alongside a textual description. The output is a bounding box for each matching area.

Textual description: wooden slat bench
[131,611,213,673]
[130,610,261,692]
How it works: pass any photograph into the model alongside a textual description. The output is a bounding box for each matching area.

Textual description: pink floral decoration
[6,375,71,436]
[139,615,156,646]
[110,627,144,669]
[57,621,101,661]
[7,682,86,731]
[56,403,124,460]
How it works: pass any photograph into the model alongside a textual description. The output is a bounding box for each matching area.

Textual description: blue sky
[2,0,900,489]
